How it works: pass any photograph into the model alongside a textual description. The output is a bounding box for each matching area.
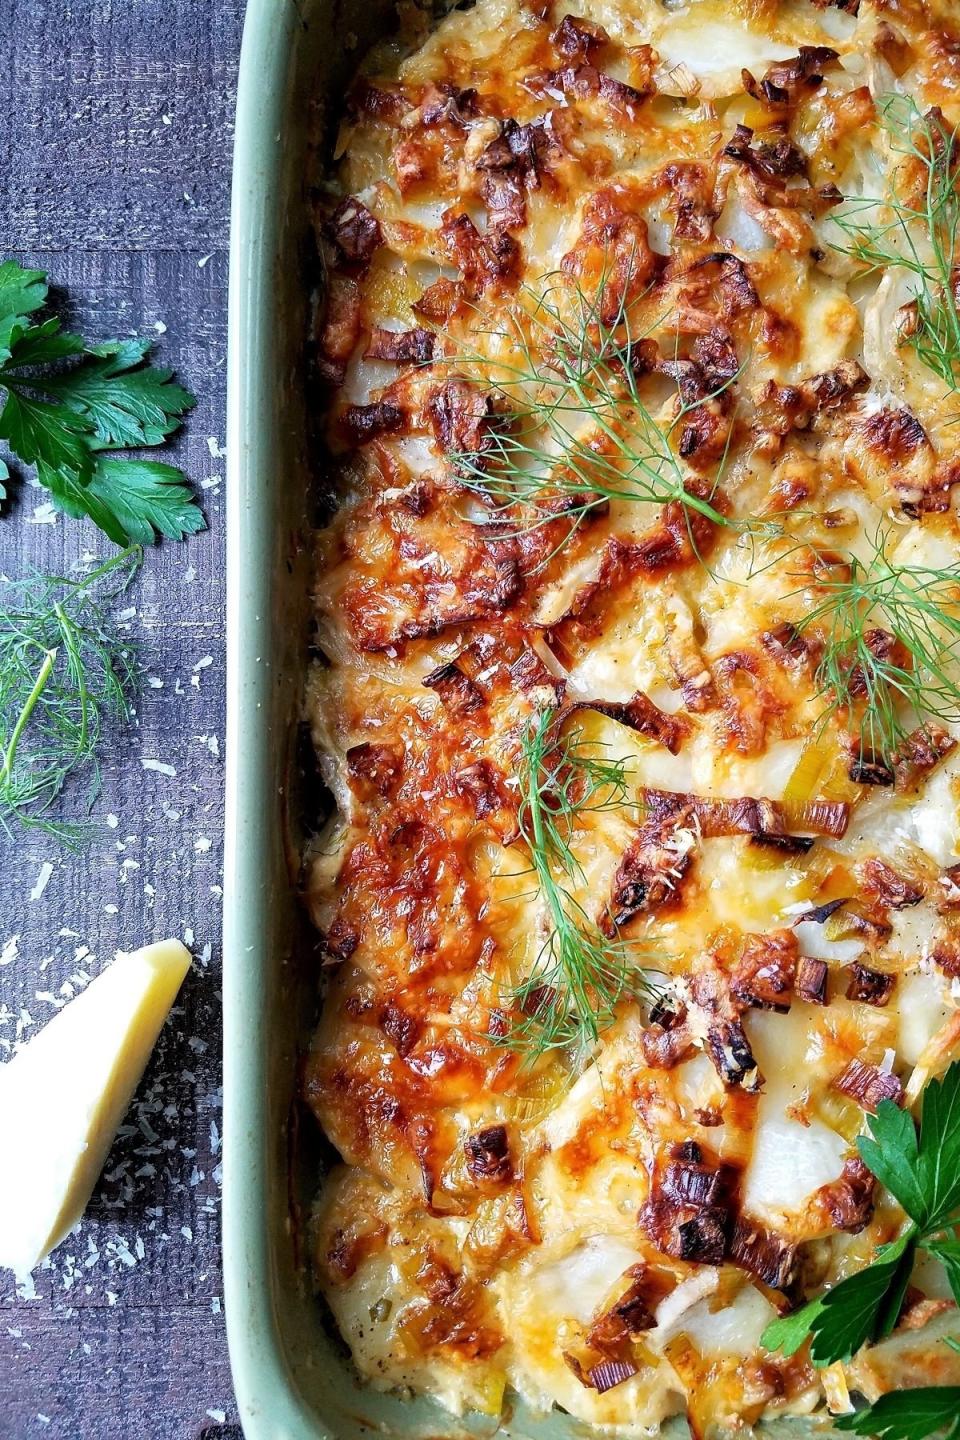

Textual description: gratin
[301,0,960,1431]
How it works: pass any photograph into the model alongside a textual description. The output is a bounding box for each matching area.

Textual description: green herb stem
[0,548,141,842]
[792,530,960,762]
[444,271,740,557]
[832,96,960,394]
[501,709,659,1060]
[0,645,56,787]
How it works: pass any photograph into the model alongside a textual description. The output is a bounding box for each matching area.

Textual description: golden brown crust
[305,0,960,1428]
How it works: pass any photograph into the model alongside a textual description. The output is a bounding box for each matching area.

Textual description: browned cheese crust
[302,0,960,1429]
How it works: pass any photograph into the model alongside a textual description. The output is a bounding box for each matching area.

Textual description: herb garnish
[835,1382,960,1440]
[796,531,960,763]
[504,709,658,1059]
[832,96,960,394]
[450,272,739,557]
[0,259,200,544]
[0,549,140,841]
[762,1060,960,1367]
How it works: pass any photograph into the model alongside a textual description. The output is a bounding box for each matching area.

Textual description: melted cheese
[305,0,960,1431]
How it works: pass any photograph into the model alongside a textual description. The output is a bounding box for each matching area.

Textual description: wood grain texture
[0,1,244,1435]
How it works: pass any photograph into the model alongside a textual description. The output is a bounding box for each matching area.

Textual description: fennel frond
[799,530,960,762]
[446,268,743,561]
[832,94,960,394]
[504,708,659,1060]
[0,547,141,841]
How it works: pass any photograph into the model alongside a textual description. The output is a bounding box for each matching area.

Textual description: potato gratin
[302,0,960,1431]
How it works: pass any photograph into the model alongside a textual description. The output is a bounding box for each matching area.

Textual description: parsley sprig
[762,1062,960,1368]
[836,1384,960,1440]
[0,259,201,545]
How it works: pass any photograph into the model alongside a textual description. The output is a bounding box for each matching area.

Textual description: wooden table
[1,3,244,1434]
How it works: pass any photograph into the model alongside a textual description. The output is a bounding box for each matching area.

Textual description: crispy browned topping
[603,804,697,932]
[640,1011,696,1069]
[742,45,841,106]
[566,692,688,753]
[859,858,925,909]
[347,77,411,123]
[895,723,957,788]
[440,210,520,293]
[326,196,383,269]
[422,660,486,715]
[863,406,929,462]
[753,360,869,435]
[365,327,437,364]
[308,0,960,1419]
[818,1155,875,1234]
[586,1275,655,1352]
[550,13,609,61]
[729,1217,797,1289]
[731,930,798,1012]
[347,741,403,798]
[381,1001,422,1058]
[465,1124,513,1183]
[413,276,466,324]
[835,1058,904,1111]
[845,963,896,1007]
[428,378,496,460]
[640,1140,734,1263]
[341,400,407,444]
[315,275,361,386]
[796,956,829,1006]
[687,974,763,1092]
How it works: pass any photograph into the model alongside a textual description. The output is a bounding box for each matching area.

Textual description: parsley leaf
[763,1060,960,1370]
[859,1099,926,1221]
[0,259,200,545]
[41,463,133,548]
[40,340,195,449]
[916,1064,960,1230]
[921,1238,960,1308]
[835,1387,960,1440]
[760,1233,918,1367]
[85,460,206,545]
[0,260,47,322]
[8,319,87,369]
[0,388,94,482]
[0,261,47,362]
[810,1233,917,1365]
[857,1069,960,1235]
[759,1297,826,1360]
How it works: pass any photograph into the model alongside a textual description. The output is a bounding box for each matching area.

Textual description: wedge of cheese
[0,939,191,1275]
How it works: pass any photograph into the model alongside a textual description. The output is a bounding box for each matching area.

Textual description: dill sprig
[0,547,140,842]
[504,709,659,1060]
[447,269,741,559]
[798,530,960,762]
[832,95,960,393]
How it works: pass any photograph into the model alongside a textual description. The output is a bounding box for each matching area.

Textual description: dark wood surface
[1,3,245,1435]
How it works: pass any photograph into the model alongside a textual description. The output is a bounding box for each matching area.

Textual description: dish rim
[223,1,332,1435]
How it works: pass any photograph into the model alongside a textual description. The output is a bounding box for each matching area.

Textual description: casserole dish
[224,2,960,1437]
[225,5,557,1435]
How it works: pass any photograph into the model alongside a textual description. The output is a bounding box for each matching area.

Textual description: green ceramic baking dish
[224,3,537,1434]
[220,5,849,1439]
